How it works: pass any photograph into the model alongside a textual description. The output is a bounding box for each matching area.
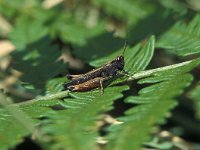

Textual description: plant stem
[16,90,70,106]
[16,60,193,106]
[128,60,192,80]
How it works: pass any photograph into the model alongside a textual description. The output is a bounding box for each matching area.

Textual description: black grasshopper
[64,42,128,93]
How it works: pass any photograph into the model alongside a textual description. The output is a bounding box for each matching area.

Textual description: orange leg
[67,77,109,92]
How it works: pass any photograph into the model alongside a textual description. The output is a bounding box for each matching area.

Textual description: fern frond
[125,36,155,73]
[106,58,200,150]
[39,86,129,150]
[92,0,154,25]
[0,93,35,150]
[157,14,200,56]
[0,108,30,150]
[189,82,200,118]
[9,16,48,50]
[12,35,156,150]
[11,38,65,90]
[90,35,155,73]
[53,17,105,46]
[2,1,200,150]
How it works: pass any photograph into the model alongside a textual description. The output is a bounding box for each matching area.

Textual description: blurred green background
[1,0,200,150]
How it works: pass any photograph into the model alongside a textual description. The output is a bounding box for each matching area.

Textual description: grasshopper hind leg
[66,74,83,80]
[99,79,104,95]
[99,77,111,95]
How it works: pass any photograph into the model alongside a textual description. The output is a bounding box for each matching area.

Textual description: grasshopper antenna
[122,30,129,56]
[122,40,128,57]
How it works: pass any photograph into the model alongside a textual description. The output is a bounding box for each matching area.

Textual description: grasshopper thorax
[113,55,124,70]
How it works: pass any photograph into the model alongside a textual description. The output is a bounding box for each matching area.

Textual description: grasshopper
[64,41,128,93]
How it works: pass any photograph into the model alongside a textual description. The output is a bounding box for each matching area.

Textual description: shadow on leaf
[11,36,66,91]
[128,5,177,44]
[74,32,125,62]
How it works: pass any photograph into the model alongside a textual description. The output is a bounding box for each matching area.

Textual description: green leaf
[90,35,155,73]
[45,77,68,94]
[157,14,200,56]
[2,1,200,150]
[106,58,200,150]
[74,33,124,63]
[39,86,129,150]
[0,0,40,20]
[0,93,34,150]
[92,0,154,25]
[159,0,187,15]
[9,16,48,50]
[125,35,155,73]
[188,82,200,119]
[11,37,66,90]
[50,13,106,46]
[0,108,30,150]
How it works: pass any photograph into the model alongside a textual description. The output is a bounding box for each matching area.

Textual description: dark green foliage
[0,107,30,150]
[0,94,34,150]
[11,37,66,90]
[50,12,106,46]
[106,58,200,150]
[40,86,129,150]
[75,33,124,63]
[90,35,155,71]
[157,14,200,56]
[189,82,200,118]
[1,0,200,150]
[92,0,155,25]
[9,16,48,49]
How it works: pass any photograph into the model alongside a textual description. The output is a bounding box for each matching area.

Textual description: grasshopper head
[115,56,124,70]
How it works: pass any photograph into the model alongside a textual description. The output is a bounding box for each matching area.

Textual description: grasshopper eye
[116,56,124,62]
